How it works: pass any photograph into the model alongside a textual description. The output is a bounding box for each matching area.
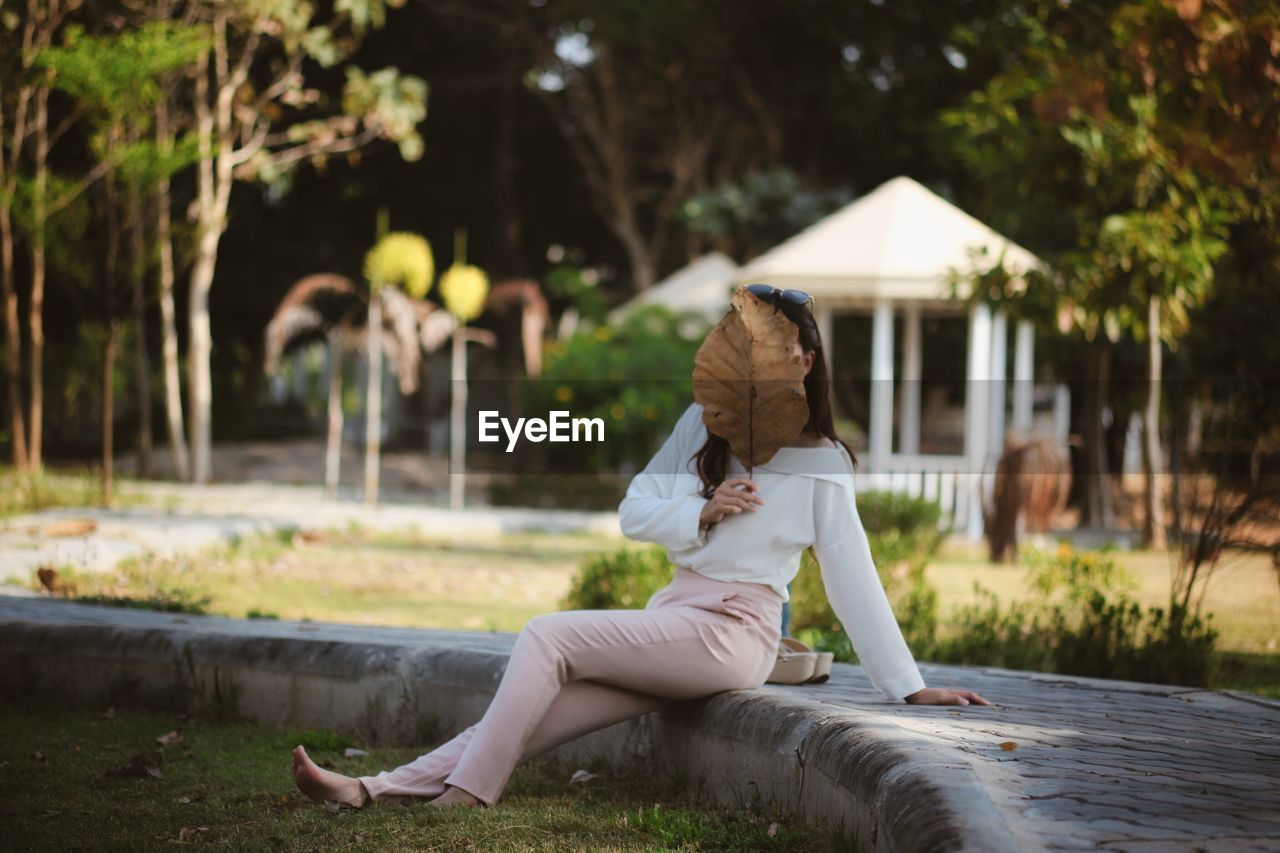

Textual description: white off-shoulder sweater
[618,402,926,701]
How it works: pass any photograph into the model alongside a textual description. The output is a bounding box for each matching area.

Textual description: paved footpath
[2,593,1277,850]
[0,481,620,582]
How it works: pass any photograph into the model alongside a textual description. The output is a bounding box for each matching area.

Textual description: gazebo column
[987,310,1008,458]
[964,303,992,540]
[1012,319,1035,433]
[869,298,895,473]
[815,302,834,365]
[900,304,922,456]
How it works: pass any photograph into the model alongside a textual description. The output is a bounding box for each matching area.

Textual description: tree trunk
[27,84,49,469]
[154,116,189,479]
[103,323,116,504]
[325,334,344,498]
[188,36,236,485]
[364,295,382,504]
[449,328,467,510]
[1142,295,1166,549]
[127,178,152,477]
[0,204,27,468]
[1080,338,1114,528]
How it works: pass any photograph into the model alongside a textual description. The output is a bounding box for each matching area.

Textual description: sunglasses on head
[744,283,814,309]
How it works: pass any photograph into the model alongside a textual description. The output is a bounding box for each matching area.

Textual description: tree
[943,1,1244,541]
[437,229,489,510]
[184,0,427,484]
[264,268,456,499]
[361,227,434,503]
[40,17,205,498]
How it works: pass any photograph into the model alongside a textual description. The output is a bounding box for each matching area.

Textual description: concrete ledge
[0,597,959,848]
[5,595,1279,851]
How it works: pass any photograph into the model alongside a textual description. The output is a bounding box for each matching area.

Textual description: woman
[291,285,989,810]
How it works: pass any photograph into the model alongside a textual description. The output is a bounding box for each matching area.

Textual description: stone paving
[2,594,1277,850]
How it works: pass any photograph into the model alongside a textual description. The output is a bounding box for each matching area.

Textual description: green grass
[0,464,149,519]
[42,528,617,633]
[0,702,831,851]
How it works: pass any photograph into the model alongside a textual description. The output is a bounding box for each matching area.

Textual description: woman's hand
[699,476,764,528]
[905,687,991,706]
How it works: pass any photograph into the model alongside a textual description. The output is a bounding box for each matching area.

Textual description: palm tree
[264,270,454,498]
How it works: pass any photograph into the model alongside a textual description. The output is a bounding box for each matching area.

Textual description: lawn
[0,465,149,520]
[926,539,1280,656]
[52,527,612,632]
[0,702,829,851]
[32,527,1280,697]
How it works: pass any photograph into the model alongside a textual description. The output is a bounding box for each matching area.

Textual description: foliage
[790,491,944,656]
[512,305,703,475]
[562,545,673,611]
[363,232,433,296]
[679,167,852,260]
[931,546,1219,687]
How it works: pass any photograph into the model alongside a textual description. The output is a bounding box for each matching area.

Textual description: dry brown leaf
[105,750,164,779]
[998,741,1019,752]
[157,731,184,748]
[693,288,808,468]
[40,518,97,537]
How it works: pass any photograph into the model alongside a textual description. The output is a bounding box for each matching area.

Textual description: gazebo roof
[612,252,737,323]
[736,176,1041,303]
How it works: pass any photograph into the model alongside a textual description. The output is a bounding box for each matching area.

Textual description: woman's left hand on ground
[904,687,991,706]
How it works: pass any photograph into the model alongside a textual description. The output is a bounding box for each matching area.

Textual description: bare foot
[429,785,484,808]
[291,745,369,809]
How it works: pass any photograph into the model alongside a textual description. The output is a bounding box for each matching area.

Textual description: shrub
[931,547,1219,687]
[790,490,944,656]
[562,545,674,611]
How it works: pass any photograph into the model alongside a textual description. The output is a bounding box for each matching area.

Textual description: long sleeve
[812,476,926,702]
[617,403,709,552]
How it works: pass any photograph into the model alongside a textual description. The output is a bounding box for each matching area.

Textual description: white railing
[854,454,978,534]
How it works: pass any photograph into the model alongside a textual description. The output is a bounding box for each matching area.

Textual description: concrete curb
[0,597,1016,850]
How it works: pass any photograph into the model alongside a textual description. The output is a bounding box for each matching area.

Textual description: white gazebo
[737,176,1066,539]
[611,252,737,327]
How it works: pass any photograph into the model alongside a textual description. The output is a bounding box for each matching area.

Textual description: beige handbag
[766,637,834,685]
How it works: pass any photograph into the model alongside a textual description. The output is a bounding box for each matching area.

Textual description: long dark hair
[692,296,853,497]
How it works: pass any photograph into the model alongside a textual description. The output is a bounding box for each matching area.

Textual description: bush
[931,547,1219,687]
[562,545,674,611]
[790,490,944,656]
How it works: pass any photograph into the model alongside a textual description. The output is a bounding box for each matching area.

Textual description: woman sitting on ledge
[291,285,989,810]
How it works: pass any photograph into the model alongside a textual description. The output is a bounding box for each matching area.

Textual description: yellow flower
[364,233,434,297]
[554,385,574,403]
[610,404,625,420]
[1057,541,1073,561]
[643,405,659,420]
[594,326,613,342]
[439,263,490,322]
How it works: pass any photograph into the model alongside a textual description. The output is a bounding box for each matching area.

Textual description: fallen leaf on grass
[176,794,207,805]
[768,822,779,837]
[157,731,184,748]
[176,826,210,842]
[101,707,116,720]
[998,741,1019,752]
[40,518,98,537]
[569,769,597,784]
[42,809,63,819]
[31,750,45,761]
[105,750,164,779]
[343,748,368,758]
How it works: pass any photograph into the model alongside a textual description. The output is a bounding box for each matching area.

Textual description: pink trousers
[358,567,783,805]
